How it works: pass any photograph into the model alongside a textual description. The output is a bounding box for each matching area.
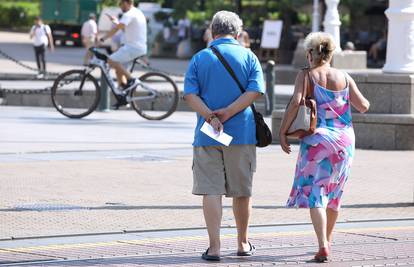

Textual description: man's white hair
[211,11,243,37]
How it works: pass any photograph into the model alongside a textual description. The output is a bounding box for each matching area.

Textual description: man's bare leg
[115,69,127,88]
[108,59,132,86]
[233,196,251,252]
[203,195,222,256]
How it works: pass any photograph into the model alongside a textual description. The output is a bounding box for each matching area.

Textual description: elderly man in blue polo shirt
[184,11,264,261]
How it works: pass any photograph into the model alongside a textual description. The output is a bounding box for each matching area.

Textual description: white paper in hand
[200,122,233,146]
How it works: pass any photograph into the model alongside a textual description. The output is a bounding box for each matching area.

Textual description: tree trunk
[235,0,243,14]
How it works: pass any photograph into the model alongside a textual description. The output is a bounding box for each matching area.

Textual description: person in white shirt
[81,13,98,65]
[177,17,191,42]
[99,0,147,108]
[29,16,54,78]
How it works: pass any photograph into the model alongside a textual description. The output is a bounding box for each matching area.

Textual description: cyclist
[99,0,147,108]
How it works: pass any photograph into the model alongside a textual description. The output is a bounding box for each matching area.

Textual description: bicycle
[51,47,179,120]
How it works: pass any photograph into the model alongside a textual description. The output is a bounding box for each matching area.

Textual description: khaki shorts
[192,145,256,197]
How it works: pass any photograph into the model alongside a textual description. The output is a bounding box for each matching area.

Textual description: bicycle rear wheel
[130,72,179,120]
[51,69,100,119]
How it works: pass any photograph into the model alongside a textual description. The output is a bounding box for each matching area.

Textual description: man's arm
[48,32,55,50]
[29,26,34,39]
[213,91,261,123]
[100,23,125,41]
[184,93,223,132]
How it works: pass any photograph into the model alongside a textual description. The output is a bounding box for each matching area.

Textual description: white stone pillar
[383,0,414,74]
[312,0,320,32]
[323,0,341,52]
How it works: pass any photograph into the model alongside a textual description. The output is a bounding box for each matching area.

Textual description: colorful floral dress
[286,75,355,211]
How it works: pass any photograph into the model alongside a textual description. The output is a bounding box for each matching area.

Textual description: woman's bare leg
[326,208,339,243]
[310,208,329,249]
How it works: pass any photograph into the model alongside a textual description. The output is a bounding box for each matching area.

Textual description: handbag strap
[302,69,313,101]
[210,46,258,115]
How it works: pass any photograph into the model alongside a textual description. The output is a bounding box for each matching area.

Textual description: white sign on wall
[260,20,283,49]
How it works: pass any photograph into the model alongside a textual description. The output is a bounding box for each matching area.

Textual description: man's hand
[209,117,223,133]
[106,14,118,24]
[213,107,233,123]
[279,133,291,154]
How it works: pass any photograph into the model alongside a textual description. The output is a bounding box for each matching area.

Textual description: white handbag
[286,70,317,139]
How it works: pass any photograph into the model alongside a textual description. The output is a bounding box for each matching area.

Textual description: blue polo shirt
[184,37,265,147]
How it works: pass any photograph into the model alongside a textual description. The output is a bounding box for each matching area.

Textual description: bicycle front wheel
[130,72,179,120]
[51,69,101,119]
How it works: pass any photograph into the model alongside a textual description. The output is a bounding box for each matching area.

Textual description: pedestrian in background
[237,30,250,48]
[81,13,98,65]
[177,16,191,42]
[279,32,370,262]
[29,16,54,79]
[184,10,264,261]
[202,21,213,47]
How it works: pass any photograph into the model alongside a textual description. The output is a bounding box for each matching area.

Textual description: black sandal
[201,248,221,261]
[237,241,256,256]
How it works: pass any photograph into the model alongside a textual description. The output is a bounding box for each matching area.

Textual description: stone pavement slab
[0,220,413,266]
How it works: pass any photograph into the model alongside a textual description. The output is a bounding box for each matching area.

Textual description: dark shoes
[201,248,220,261]
[124,78,139,91]
[201,242,256,261]
[237,241,256,256]
[112,78,138,109]
[112,95,128,110]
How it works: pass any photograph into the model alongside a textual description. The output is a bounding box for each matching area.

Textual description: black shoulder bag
[211,46,272,147]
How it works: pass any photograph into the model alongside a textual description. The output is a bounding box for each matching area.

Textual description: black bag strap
[210,46,258,115]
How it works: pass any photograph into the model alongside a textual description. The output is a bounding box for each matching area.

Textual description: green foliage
[204,0,235,16]
[172,0,198,19]
[186,11,208,26]
[154,10,170,22]
[341,13,351,27]
[340,0,370,12]
[267,12,280,20]
[297,12,311,26]
[0,1,40,28]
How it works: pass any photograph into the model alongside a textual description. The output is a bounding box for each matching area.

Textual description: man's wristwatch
[206,114,218,123]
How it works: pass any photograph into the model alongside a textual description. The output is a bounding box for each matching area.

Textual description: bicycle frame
[85,55,158,103]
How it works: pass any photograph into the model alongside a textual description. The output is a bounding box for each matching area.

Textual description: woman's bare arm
[347,73,370,113]
[278,70,307,153]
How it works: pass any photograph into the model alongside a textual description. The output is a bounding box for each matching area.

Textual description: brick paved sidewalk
[0,150,413,239]
[0,106,413,240]
[0,220,413,266]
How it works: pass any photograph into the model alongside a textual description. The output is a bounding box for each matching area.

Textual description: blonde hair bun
[304,32,336,64]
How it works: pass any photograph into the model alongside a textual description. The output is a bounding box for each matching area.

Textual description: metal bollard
[265,60,275,116]
[98,69,110,112]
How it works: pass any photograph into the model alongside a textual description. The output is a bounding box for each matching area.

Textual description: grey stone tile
[358,83,392,113]
[395,125,414,150]
[21,94,52,107]
[391,83,413,114]
[353,123,395,150]
[365,73,414,84]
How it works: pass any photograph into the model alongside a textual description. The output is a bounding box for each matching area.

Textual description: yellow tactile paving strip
[1,225,412,255]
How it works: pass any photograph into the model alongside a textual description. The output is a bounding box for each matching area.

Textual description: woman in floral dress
[279,32,370,262]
